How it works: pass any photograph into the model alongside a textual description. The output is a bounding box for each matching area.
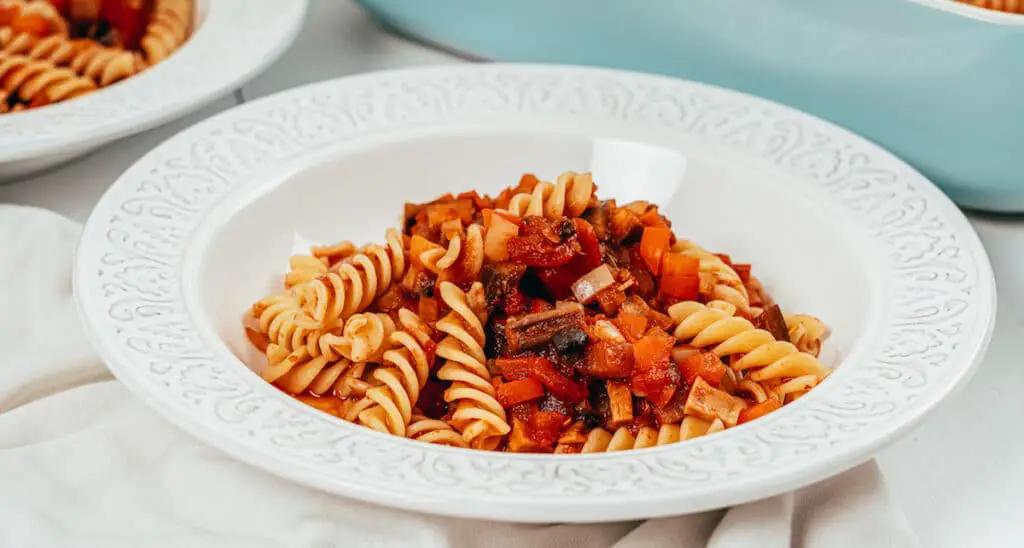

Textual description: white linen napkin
[0,205,920,548]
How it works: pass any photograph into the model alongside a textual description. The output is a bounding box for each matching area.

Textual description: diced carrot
[659,253,700,299]
[614,313,648,343]
[638,208,669,229]
[496,378,546,408]
[409,235,437,269]
[733,264,752,284]
[11,14,52,36]
[738,398,783,424]
[583,340,635,379]
[640,227,672,275]
[680,351,728,388]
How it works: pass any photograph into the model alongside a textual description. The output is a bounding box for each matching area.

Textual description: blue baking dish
[354,0,1024,212]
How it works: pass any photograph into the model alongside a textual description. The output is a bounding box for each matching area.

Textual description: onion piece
[571,264,616,304]
[593,319,625,342]
[484,211,520,262]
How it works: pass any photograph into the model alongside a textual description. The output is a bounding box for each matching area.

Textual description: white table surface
[2,1,1022,545]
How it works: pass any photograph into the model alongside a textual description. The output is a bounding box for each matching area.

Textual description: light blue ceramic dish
[355,0,1024,212]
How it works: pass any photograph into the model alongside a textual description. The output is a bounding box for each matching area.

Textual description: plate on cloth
[74,64,996,523]
[0,0,307,181]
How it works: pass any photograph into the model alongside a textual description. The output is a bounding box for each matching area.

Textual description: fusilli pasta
[297,228,406,327]
[0,52,96,108]
[246,170,834,454]
[0,0,194,114]
[141,0,193,64]
[436,281,510,450]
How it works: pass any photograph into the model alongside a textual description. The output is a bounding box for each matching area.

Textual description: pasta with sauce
[0,0,193,113]
[244,171,833,453]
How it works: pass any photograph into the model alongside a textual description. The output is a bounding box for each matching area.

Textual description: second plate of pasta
[74,64,996,523]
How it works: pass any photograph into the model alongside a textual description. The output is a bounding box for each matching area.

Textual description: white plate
[74,64,996,523]
[0,0,307,181]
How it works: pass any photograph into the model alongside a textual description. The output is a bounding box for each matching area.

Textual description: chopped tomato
[631,329,681,407]
[715,253,733,266]
[417,378,449,419]
[497,378,546,408]
[503,289,528,315]
[659,253,700,299]
[496,357,588,403]
[422,339,438,369]
[614,313,648,343]
[534,218,602,299]
[509,401,539,423]
[526,410,569,446]
[680,351,728,388]
[456,190,492,209]
[506,233,577,267]
[738,398,782,424]
[584,340,635,379]
[102,0,154,49]
[529,298,554,314]
[733,264,752,284]
[639,227,671,275]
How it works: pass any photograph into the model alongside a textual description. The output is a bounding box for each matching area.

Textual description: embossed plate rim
[74,63,997,523]
[0,0,308,162]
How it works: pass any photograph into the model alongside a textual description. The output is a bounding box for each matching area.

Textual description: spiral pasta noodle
[670,300,828,383]
[580,424,682,453]
[436,281,510,450]
[418,222,485,281]
[250,291,322,353]
[785,313,829,357]
[2,33,146,85]
[0,52,96,107]
[408,413,469,448]
[498,171,595,219]
[297,228,406,328]
[347,308,434,437]
[672,240,750,313]
[140,0,193,64]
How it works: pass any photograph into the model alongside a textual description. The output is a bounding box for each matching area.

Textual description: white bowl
[74,64,997,523]
[0,0,308,181]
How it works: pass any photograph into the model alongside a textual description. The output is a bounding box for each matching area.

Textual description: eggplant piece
[504,302,585,354]
[753,304,790,343]
[481,262,527,307]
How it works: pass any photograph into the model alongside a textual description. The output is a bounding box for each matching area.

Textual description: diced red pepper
[526,410,569,446]
[738,398,782,424]
[640,227,672,275]
[584,340,635,379]
[659,253,700,299]
[496,357,588,403]
[631,329,681,407]
[679,351,728,388]
[497,378,546,408]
